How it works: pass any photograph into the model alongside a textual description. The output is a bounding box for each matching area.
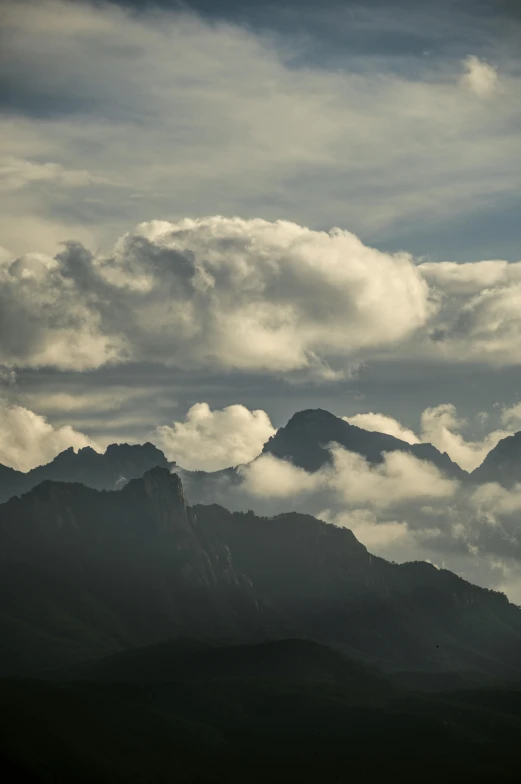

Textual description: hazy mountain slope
[0,468,265,676]
[196,504,521,676]
[2,468,521,679]
[471,430,521,486]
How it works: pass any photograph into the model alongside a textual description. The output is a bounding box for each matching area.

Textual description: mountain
[471,430,521,486]
[195,504,521,677]
[0,442,173,504]
[3,639,521,783]
[262,408,467,479]
[0,468,267,676]
[2,468,521,679]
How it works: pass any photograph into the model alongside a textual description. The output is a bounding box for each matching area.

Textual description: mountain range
[1,463,521,679]
[263,408,468,478]
[3,408,521,781]
[0,441,175,504]
[1,408,518,511]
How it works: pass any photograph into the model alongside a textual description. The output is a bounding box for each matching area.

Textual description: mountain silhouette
[263,408,467,478]
[0,468,267,676]
[471,430,521,486]
[1,468,520,679]
[0,442,174,504]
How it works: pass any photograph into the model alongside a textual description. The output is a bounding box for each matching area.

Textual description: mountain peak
[263,408,466,478]
[286,408,342,425]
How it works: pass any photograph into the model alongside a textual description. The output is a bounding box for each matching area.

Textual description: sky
[2,0,521,598]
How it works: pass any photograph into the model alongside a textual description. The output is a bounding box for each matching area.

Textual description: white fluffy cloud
[0,217,431,375]
[0,401,100,472]
[5,218,521,377]
[154,403,276,471]
[346,402,521,472]
[459,55,500,98]
[326,446,457,508]
[344,413,420,445]
[419,404,509,472]
[238,445,457,508]
[0,249,124,371]
[418,260,521,365]
[237,452,320,498]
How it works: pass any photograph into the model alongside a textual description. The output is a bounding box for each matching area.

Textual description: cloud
[0,217,430,375]
[238,444,457,509]
[500,402,521,430]
[344,412,420,445]
[327,446,457,508]
[0,400,100,472]
[345,402,514,471]
[0,156,109,192]
[318,507,428,561]
[6,218,521,377]
[0,246,125,371]
[420,404,509,472]
[154,402,276,471]
[459,55,500,98]
[406,260,521,366]
[470,481,521,522]
[1,0,520,258]
[237,452,320,498]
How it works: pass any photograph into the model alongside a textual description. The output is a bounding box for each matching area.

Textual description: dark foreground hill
[2,638,521,783]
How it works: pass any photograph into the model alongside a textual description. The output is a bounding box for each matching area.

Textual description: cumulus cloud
[238,445,457,509]
[0,217,431,375]
[154,403,276,471]
[416,259,521,365]
[237,452,320,498]
[0,247,125,371]
[5,218,521,376]
[326,446,457,508]
[460,55,500,97]
[0,400,100,472]
[344,412,420,445]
